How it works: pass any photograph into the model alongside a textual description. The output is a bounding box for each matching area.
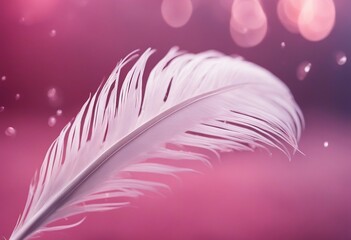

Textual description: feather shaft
[10,48,303,240]
[11,85,240,240]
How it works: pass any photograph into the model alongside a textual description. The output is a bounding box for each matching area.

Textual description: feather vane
[10,48,303,240]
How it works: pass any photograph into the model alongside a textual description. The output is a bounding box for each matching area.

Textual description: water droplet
[304,63,311,73]
[47,87,62,107]
[1,75,6,81]
[5,127,16,137]
[15,93,21,100]
[0,106,4,112]
[297,61,312,80]
[47,88,57,98]
[161,0,193,28]
[56,109,63,116]
[323,141,329,148]
[336,52,347,66]
[49,29,57,37]
[48,116,57,127]
[281,41,286,48]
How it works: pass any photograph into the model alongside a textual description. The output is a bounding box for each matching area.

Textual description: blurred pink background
[0,0,350,239]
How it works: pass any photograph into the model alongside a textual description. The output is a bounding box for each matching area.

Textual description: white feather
[10,48,303,240]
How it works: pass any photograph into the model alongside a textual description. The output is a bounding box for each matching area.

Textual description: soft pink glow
[49,29,57,37]
[230,0,267,48]
[231,0,266,29]
[48,116,57,127]
[161,0,193,28]
[15,93,21,101]
[277,0,305,33]
[17,0,59,24]
[47,87,63,107]
[230,20,267,48]
[4,127,17,137]
[278,0,336,41]
[298,0,336,41]
[1,113,350,239]
[56,109,63,116]
[0,0,350,238]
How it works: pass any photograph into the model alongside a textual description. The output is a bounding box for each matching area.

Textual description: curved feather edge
[10,48,304,240]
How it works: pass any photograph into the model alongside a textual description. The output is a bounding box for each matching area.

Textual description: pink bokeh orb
[161,0,193,28]
[298,0,336,41]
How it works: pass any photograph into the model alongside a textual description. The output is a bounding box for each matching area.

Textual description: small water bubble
[281,42,286,48]
[19,17,26,24]
[336,52,347,66]
[15,93,21,100]
[304,63,311,73]
[0,106,4,112]
[323,141,329,148]
[5,127,16,137]
[48,116,57,127]
[18,17,32,26]
[47,87,62,107]
[56,109,63,116]
[47,88,57,98]
[297,61,312,80]
[49,29,57,37]
[1,76,6,81]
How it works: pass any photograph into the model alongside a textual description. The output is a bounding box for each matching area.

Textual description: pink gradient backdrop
[1,0,350,239]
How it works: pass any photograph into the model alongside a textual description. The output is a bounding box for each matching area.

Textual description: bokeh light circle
[230,0,267,48]
[277,0,305,33]
[231,0,266,30]
[17,0,60,24]
[297,61,312,80]
[298,0,336,41]
[335,51,347,66]
[161,0,193,28]
[230,19,267,48]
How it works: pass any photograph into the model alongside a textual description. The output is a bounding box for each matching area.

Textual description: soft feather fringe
[10,48,303,240]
